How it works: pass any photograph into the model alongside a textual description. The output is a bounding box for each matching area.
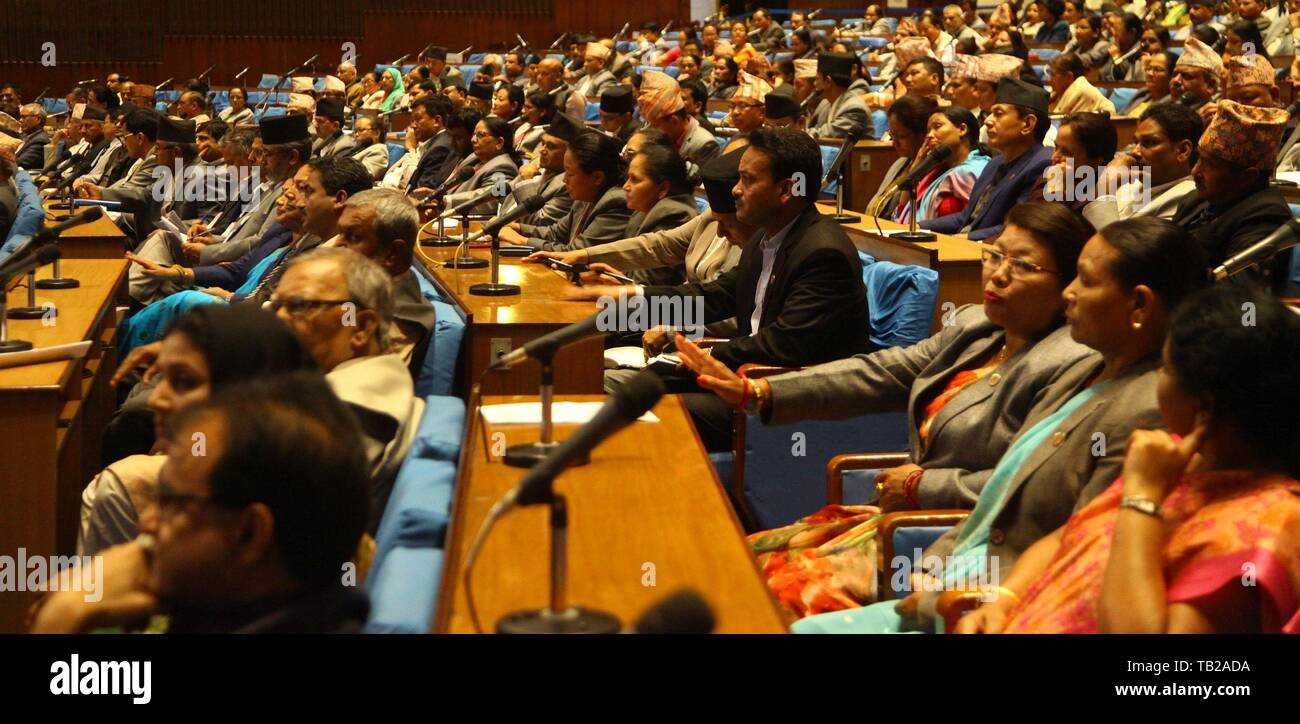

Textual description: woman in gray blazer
[617,143,700,286]
[681,202,1095,513]
[439,117,520,216]
[781,216,1211,633]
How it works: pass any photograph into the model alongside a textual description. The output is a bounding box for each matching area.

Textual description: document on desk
[481,401,660,425]
[0,340,93,369]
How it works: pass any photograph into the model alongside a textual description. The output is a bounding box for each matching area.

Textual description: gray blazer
[765,305,1094,508]
[521,184,631,252]
[808,92,872,140]
[586,210,741,285]
[102,150,162,242]
[442,153,520,215]
[679,117,721,168]
[621,194,700,286]
[908,354,1165,630]
[313,131,356,159]
[199,179,283,264]
[497,171,573,227]
[349,140,391,180]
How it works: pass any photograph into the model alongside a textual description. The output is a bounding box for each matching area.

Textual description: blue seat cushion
[364,546,445,633]
[860,252,940,349]
[887,526,954,598]
[1108,87,1138,110]
[408,395,466,462]
[371,456,457,575]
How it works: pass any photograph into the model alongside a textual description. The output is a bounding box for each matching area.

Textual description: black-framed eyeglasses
[981,248,1058,277]
[268,297,358,316]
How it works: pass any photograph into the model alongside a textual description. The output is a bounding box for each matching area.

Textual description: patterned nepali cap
[714,40,735,58]
[974,53,1024,83]
[893,36,935,68]
[288,93,316,113]
[1226,54,1275,88]
[1199,99,1288,168]
[322,75,346,93]
[291,76,315,93]
[732,70,773,104]
[1176,37,1224,74]
[585,42,611,60]
[638,69,685,121]
[794,58,818,79]
[948,53,980,81]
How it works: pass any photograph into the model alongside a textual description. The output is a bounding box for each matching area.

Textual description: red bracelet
[903,469,924,508]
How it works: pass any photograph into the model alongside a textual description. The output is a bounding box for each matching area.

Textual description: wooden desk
[817,201,985,333]
[846,139,899,213]
[0,259,128,632]
[416,237,605,396]
[41,199,129,260]
[436,393,788,634]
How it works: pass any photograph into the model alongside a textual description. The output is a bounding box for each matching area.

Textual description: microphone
[464,186,554,243]
[32,207,104,243]
[632,590,716,634]
[661,20,673,35]
[79,79,98,86]
[391,53,411,66]
[1212,218,1300,281]
[439,179,510,219]
[234,67,249,81]
[430,161,479,197]
[1177,91,1198,106]
[34,87,50,103]
[457,46,473,57]
[516,34,530,50]
[0,243,60,282]
[616,22,630,40]
[492,311,602,371]
[548,33,566,50]
[893,144,954,191]
[156,77,173,89]
[799,86,824,113]
[506,370,665,506]
[821,132,866,188]
[197,65,216,80]
[807,8,824,20]
[299,54,320,70]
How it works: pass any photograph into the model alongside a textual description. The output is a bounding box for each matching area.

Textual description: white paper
[1275,172,1300,184]
[481,401,660,425]
[0,340,92,369]
[603,346,647,369]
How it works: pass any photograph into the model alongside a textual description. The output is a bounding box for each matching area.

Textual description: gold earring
[1131,321,1142,330]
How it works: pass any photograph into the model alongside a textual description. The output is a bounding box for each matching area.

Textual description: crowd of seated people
[6,2,1300,635]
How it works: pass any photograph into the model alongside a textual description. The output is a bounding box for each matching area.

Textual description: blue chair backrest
[819,143,842,197]
[468,53,486,65]
[616,41,635,53]
[313,77,326,92]
[859,36,890,49]
[43,97,68,115]
[810,18,837,27]
[1109,87,1138,110]
[1034,48,1062,61]
[860,251,940,348]
[692,195,710,214]
[585,101,600,122]
[413,264,467,397]
[258,73,281,89]
[0,170,46,262]
[256,106,287,120]
[770,52,795,64]
[386,142,406,168]
[871,109,889,141]
[458,65,481,82]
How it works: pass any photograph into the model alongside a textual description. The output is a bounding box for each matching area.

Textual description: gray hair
[20,103,45,122]
[220,127,257,157]
[287,247,395,352]
[344,187,419,249]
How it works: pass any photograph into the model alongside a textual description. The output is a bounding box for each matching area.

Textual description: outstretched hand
[675,333,746,407]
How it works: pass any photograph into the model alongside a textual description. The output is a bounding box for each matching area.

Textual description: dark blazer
[521,184,632,251]
[922,144,1053,240]
[407,132,459,193]
[1035,19,1070,43]
[624,193,701,287]
[642,203,870,370]
[16,130,49,170]
[192,222,294,297]
[907,354,1165,630]
[765,305,1094,508]
[1171,185,1293,291]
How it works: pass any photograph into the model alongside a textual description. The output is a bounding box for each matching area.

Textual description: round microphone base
[496,607,621,635]
[469,282,521,296]
[7,306,53,320]
[48,202,74,211]
[420,235,463,247]
[445,257,489,270]
[35,277,80,290]
[503,440,588,469]
[891,230,937,242]
[830,212,861,224]
[0,339,34,353]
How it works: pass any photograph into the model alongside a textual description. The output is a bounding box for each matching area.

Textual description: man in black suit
[405,95,460,198]
[636,128,870,450]
[15,104,51,171]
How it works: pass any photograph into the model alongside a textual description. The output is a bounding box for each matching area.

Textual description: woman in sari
[378,67,406,113]
[683,216,1210,630]
[675,201,1095,617]
[360,71,385,110]
[79,305,318,555]
[895,106,991,225]
[957,285,1300,633]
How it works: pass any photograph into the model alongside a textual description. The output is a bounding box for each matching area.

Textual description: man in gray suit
[750,9,788,51]
[496,111,579,227]
[420,45,465,93]
[346,114,392,180]
[76,108,161,244]
[311,98,355,159]
[807,53,872,140]
[573,42,617,98]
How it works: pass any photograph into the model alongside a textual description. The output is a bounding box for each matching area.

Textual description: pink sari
[1003,471,1300,633]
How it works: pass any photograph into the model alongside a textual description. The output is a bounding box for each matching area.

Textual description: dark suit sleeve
[410,145,454,190]
[16,138,46,170]
[708,247,864,369]
[192,226,284,290]
[921,208,967,234]
[641,264,743,328]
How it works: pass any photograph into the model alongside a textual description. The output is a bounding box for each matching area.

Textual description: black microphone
[156,77,173,89]
[807,8,824,20]
[465,186,555,243]
[633,589,716,634]
[492,311,602,371]
[299,54,320,70]
[430,161,480,197]
[32,207,104,243]
[508,370,666,506]
[1213,218,1300,281]
[894,144,954,191]
[1178,91,1198,106]
[391,53,411,66]
[439,177,512,219]
[799,86,824,113]
[821,132,863,188]
[0,243,60,282]
[616,22,630,40]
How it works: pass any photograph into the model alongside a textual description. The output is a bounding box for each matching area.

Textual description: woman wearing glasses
[218,87,254,126]
[439,117,521,216]
[675,201,1095,617]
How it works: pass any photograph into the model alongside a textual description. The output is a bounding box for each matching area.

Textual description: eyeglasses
[981,248,1058,277]
[154,482,242,519]
[268,297,358,317]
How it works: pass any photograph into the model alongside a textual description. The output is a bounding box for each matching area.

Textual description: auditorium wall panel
[0,1,690,97]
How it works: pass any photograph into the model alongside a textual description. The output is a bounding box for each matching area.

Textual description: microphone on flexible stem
[33,87,50,103]
[807,8,824,20]
[516,34,531,51]
[466,191,553,296]
[1213,218,1300,281]
[661,20,673,36]
[616,22,630,40]
[492,371,667,634]
[632,589,716,634]
[799,86,824,114]
[234,67,249,81]
[390,53,411,66]
[197,65,216,81]
[156,77,173,89]
[1,244,62,343]
[298,54,320,72]
[548,33,567,50]
[439,181,507,220]
[891,144,954,241]
[822,131,865,224]
[492,313,603,372]
[31,206,102,290]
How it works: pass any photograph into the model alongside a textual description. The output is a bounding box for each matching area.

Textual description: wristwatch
[1119,495,1161,517]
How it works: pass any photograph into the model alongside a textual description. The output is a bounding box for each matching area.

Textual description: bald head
[536,58,564,91]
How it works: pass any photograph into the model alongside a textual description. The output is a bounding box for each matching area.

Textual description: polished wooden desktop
[41,199,130,260]
[816,201,985,333]
[416,231,606,396]
[436,393,789,634]
[0,258,128,633]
